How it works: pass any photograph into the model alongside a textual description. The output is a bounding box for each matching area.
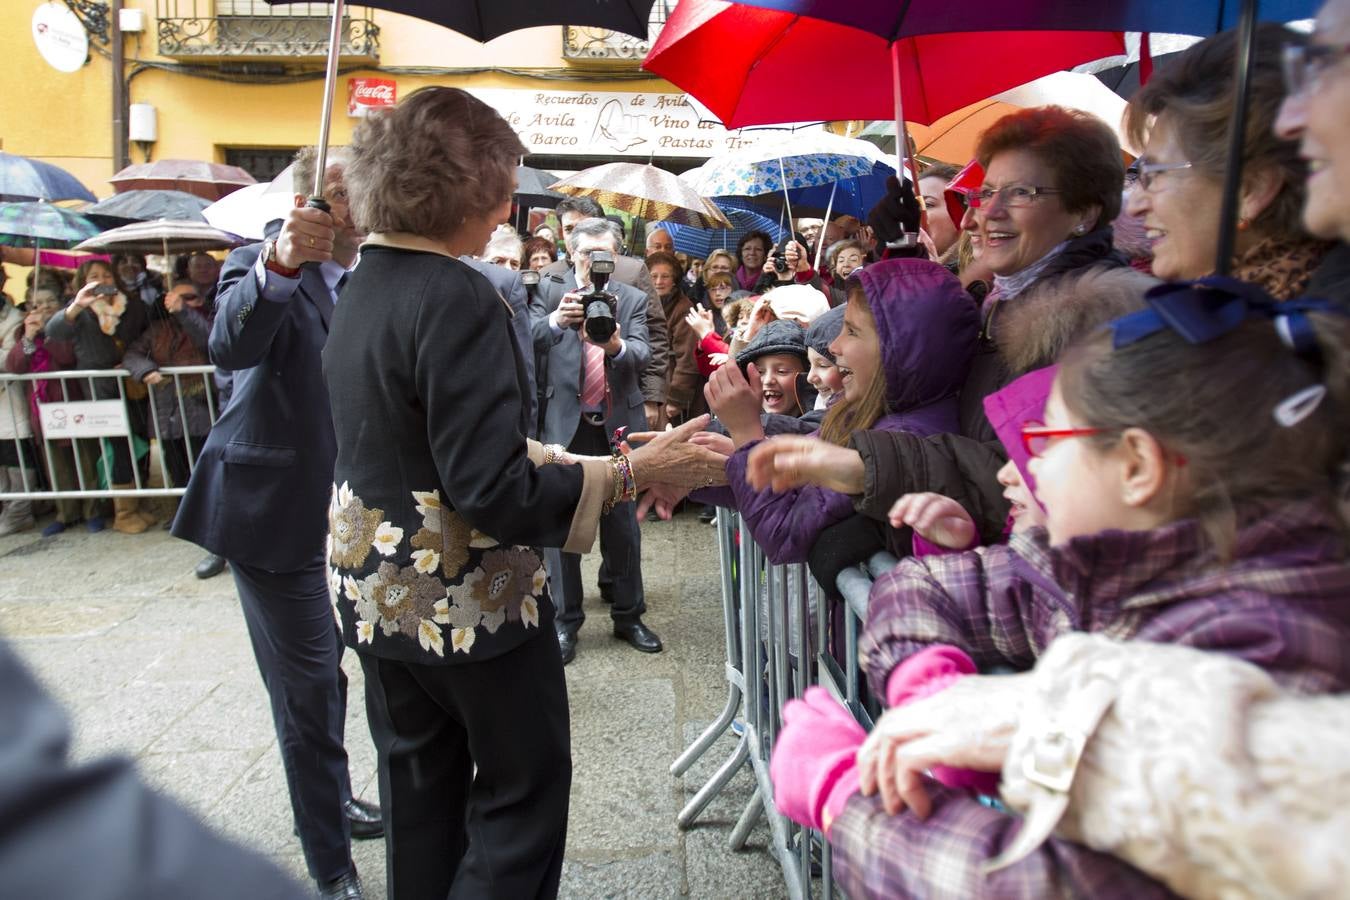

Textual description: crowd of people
[4,5,1350,898]
[0,250,224,540]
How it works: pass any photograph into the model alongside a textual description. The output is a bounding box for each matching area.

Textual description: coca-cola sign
[347,78,397,117]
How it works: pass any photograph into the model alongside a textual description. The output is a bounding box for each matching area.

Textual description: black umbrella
[82,189,213,227]
[515,165,566,209]
[266,0,657,201]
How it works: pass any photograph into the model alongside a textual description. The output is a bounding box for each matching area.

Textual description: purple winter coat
[830,499,1350,900]
[726,259,978,564]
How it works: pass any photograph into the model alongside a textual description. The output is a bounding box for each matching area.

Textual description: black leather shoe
[317,869,363,900]
[556,628,577,665]
[345,798,383,840]
[613,620,662,653]
[194,553,226,579]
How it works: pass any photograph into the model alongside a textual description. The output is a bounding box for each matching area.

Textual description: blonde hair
[818,284,888,446]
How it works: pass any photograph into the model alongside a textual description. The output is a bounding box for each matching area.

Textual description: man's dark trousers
[231,554,354,883]
[551,419,646,634]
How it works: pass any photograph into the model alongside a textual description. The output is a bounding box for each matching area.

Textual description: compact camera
[93,284,120,296]
[771,239,791,274]
[581,250,619,343]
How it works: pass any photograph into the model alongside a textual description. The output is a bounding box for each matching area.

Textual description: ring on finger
[308,236,315,248]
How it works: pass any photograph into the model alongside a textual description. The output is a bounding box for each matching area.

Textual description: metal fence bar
[675,504,903,898]
[672,508,744,780]
[0,366,219,501]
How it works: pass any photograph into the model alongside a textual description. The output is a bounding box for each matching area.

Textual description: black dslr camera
[771,239,791,274]
[582,250,619,343]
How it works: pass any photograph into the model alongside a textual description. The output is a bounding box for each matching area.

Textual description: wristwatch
[261,239,301,278]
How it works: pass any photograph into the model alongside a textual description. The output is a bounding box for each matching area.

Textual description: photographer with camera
[749,232,827,296]
[530,217,661,664]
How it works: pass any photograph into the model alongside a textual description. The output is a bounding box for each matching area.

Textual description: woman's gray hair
[346,87,525,238]
[564,217,623,256]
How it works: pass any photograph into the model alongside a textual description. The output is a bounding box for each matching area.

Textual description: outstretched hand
[856,673,1028,819]
[627,414,727,491]
[745,435,866,495]
[889,493,977,551]
[704,362,764,447]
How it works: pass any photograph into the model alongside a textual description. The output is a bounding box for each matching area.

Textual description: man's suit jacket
[530,268,650,449]
[542,255,668,405]
[460,257,536,437]
[172,240,339,572]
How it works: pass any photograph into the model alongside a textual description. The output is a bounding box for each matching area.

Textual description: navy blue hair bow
[1110,276,1342,355]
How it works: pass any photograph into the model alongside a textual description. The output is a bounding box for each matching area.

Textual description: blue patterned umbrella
[0,152,97,203]
[657,201,789,259]
[683,133,891,198]
[0,201,102,249]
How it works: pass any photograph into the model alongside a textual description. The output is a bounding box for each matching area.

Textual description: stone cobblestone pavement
[0,507,787,899]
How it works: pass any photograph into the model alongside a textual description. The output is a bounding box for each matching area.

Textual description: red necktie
[580,335,606,410]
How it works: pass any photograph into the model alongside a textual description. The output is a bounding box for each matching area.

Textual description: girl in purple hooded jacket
[721,258,978,564]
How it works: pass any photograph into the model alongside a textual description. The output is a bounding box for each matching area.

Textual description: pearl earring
[1073,225,1088,236]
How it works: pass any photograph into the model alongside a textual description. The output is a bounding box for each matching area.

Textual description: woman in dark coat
[324,86,721,899]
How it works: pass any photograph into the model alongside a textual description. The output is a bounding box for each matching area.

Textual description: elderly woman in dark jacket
[323,86,721,899]
[744,106,1129,550]
[121,281,213,489]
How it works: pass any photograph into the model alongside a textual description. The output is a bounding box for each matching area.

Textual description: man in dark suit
[461,255,536,435]
[172,148,378,900]
[531,217,661,664]
[545,197,669,431]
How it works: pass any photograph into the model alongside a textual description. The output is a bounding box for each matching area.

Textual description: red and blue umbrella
[726,0,1317,40]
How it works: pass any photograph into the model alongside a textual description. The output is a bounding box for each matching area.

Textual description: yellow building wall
[0,1,675,199]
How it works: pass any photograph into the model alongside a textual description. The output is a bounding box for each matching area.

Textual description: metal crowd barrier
[0,366,220,501]
[671,508,897,899]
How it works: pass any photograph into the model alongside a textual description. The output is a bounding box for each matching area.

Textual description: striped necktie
[579,334,606,410]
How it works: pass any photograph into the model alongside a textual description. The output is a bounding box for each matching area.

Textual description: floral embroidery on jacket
[462,548,547,634]
[329,483,545,660]
[408,489,497,578]
[330,481,385,568]
[345,561,449,655]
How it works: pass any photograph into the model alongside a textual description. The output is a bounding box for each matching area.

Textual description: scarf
[982,227,1128,330]
[734,265,760,292]
[90,294,127,336]
[1229,235,1333,301]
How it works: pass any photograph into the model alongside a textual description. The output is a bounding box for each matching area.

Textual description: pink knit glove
[770,687,867,833]
[885,646,1001,794]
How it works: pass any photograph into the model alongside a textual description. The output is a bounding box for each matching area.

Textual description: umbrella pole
[1214,0,1258,277]
[889,42,928,237]
[814,182,837,272]
[777,156,796,236]
[311,0,348,203]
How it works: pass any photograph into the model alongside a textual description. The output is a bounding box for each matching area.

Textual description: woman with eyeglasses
[1125,25,1332,298]
[1276,0,1350,306]
[741,107,1130,560]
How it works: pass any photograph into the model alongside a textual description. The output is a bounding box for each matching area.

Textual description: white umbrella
[202,182,294,242]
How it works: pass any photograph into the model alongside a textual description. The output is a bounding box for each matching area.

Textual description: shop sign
[467,88,793,158]
[32,2,88,74]
[347,78,397,117]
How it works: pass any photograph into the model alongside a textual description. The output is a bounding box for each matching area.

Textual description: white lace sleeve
[1000,633,1350,900]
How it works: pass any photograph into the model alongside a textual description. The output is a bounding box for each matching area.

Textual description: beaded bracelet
[602,453,637,514]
